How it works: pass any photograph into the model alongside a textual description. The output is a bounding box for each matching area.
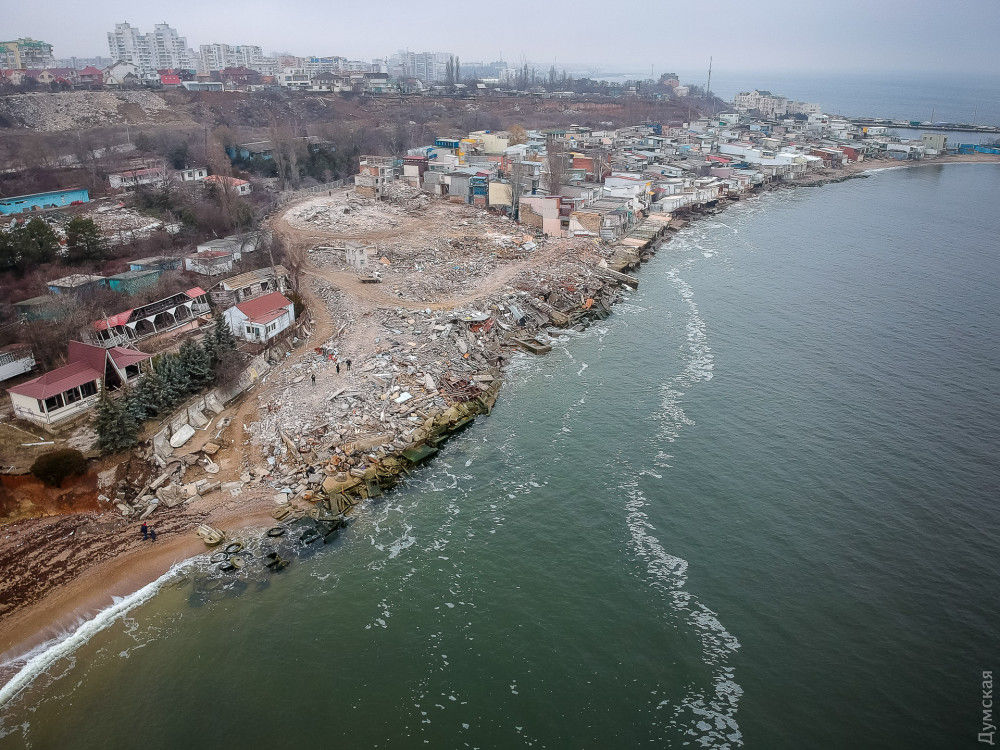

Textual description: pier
[849,118,1000,134]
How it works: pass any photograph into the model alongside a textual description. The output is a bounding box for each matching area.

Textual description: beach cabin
[7,341,152,427]
[0,187,89,215]
[224,291,295,344]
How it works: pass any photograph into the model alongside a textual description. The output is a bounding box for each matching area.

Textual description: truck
[358,270,383,283]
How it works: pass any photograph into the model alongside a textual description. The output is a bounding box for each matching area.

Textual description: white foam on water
[0,559,192,709]
[625,481,744,748]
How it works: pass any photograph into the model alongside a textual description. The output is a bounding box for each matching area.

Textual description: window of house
[80,381,97,398]
[64,387,82,404]
[44,394,64,412]
[246,325,253,335]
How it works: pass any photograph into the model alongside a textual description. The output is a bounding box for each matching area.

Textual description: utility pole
[705,56,713,114]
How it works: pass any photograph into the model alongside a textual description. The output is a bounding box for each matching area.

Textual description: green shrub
[30,449,88,487]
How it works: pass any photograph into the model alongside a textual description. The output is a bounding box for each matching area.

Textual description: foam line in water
[0,560,190,708]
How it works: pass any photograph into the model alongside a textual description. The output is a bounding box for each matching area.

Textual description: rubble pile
[85,203,176,244]
[0,91,183,132]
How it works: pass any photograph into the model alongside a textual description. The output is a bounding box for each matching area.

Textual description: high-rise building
[107,22,194,72]
[387,50,452,83]
[0,38,54,69]
[198,43,277,75]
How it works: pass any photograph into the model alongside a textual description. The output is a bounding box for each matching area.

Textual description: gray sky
[8,0,999,74]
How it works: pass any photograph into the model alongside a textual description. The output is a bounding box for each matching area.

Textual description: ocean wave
[0,560,193,709]
[624,482,743,747]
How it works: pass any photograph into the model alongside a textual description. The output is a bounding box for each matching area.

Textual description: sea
[1,166,999,746]
[601,69,1000,144]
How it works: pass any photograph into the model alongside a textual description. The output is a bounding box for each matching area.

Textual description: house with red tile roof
[203,174,251,196]
[222,291,294,343]
[7,341,152,427]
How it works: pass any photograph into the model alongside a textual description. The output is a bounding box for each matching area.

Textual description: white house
[179,167,208,182]
[7,341,151,427]
[0,344,35,382]
[109,165,167,190]
[223,291,295,343]
[184,251,234,276]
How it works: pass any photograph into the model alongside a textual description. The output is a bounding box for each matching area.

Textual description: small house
[184,250,234,276]
[0,187,89,215]
[210,265,288,308]
[179,167,208,182]
[7,341,151,427]
[13,295,69,322]
[107,269,162,294]
[0,344,35,382]
[109,166,167,190]
[47,274,107,295]
[129,255,181,272]
[224,291,295,344]
[203,175,251,195]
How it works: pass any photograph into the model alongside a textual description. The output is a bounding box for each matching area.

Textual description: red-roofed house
[8,341,152,427]
[159,73,181,87]
[87,287,211,347]
[203,175,251,196]
[77,66,104,87]
[223,291,295,343]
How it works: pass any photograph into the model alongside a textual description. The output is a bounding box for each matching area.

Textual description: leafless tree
[508,158,525,220]
[545,136,566,196]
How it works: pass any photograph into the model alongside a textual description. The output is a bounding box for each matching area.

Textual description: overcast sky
[8,0,999,75]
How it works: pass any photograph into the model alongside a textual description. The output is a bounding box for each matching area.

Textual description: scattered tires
[266,527,286,537]
[209,552,228,563]
[224,542,244,554]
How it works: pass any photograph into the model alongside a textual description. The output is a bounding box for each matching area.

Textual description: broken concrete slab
[169,423,196,448]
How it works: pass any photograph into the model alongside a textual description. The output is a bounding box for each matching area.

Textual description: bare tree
[508,158,525,221]
[545,136,566,196]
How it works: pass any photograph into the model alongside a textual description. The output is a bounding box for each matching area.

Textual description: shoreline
[1,151,998,695]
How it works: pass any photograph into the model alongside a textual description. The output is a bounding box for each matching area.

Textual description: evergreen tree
[95,387,139,454]
[179,339,212,388]
[65,217,105,264]
[202,328,218,372]
[156,357,186,407]
[212,317,238,356]
[135,367,169,417]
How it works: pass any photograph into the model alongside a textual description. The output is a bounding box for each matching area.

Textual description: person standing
[346,359,352,372]
[140,522,148,540]
[149,528,157,542]
[311,372,316,386]
[336,362,340,374]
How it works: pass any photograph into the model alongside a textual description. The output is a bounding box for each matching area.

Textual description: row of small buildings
[5,263,296,427]
[356,107,952,242]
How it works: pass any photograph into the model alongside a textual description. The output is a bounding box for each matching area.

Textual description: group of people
[139,522,157,542]
[311,357,352,385]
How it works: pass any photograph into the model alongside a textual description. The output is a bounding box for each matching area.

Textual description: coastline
[2,151,998,696]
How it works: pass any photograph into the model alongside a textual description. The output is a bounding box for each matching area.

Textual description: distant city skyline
[5,0,999,75]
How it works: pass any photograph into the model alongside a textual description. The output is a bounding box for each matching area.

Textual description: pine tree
[157,357,186,407]
[95,387,138,454]
[212,317,238,356]
[202,327,218,371]
[65,217,105,264]
[179,339,212,388]
[136,366,168,417]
